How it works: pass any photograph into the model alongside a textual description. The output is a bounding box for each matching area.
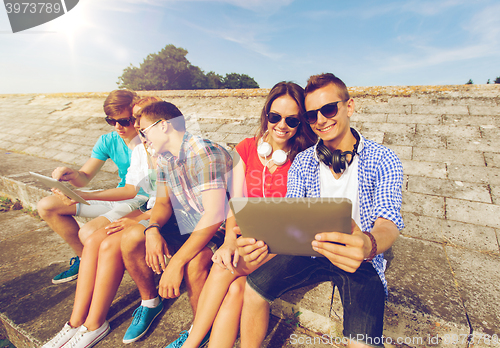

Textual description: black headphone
[316,128,360,174]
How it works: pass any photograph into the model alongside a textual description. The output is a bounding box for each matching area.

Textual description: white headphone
[257,135,288,166]
[257,134,288,198]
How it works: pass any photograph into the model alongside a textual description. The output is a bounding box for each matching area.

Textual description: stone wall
[1,85,499,339]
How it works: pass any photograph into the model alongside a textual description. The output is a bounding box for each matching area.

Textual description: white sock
[188,325,193,334]
[141,296,160,308]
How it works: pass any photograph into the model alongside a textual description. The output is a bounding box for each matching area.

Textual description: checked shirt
[286,130,404,295]
[156,132,232,214]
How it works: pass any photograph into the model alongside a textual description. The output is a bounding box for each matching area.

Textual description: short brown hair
[133,96,163,117]
[103,90,139,117]
[139,101,185,131]
[305,73,350,101]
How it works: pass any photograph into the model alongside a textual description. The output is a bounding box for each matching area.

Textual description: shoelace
[171,331,189,348]
[48,326,73,347]
[60,257,79,277]
[131,306,144,324]
[66,330,84,348]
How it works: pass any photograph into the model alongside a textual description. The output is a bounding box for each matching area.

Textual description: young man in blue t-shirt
[37,90,148,284]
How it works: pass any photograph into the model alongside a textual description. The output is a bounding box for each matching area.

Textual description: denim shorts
[157,209,224,254]
[246,255,385,348]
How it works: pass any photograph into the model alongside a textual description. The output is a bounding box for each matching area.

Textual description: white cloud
[108,0,294,13]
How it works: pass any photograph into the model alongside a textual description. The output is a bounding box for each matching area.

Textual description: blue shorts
[246,255,385,348]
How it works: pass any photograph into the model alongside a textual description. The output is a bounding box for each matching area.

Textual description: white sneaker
[41,322,79,348]
[61,321,110,348]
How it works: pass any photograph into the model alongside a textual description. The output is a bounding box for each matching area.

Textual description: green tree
[466,79,473,85]
[495,77,500,84]
[222,73,259,89]
[117,45,259,90]
[206,71,224,89]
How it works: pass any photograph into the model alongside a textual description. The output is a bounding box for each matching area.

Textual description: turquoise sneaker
[164,330,189,348]
[164,329,210,348]
[123,301,163,343]
[52,256,80,284]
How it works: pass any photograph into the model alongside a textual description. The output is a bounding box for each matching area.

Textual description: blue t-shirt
[91,132,147,196]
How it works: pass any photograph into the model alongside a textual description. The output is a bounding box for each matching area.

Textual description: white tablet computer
[30,172,90,205]
[229,197,352,257]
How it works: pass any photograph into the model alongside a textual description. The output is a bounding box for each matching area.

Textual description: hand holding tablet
[229,197,352,257]
[30,172,90,205]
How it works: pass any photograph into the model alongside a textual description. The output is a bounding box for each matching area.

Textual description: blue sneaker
[52,256,80,284]
[164,329,210,348]
[123,301,163,343]
[164,330,189,348]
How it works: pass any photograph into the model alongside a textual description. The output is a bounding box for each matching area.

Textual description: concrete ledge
[1,85,500,347]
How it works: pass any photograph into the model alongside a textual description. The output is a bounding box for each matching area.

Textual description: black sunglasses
[267,112,300,128]
[105,116,135,127]
[303,100,349,124]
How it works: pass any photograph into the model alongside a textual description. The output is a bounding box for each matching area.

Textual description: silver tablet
[30,172,90,205]
[230,197,352,257]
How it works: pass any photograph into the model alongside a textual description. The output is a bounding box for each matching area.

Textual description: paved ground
[1,86,500,347]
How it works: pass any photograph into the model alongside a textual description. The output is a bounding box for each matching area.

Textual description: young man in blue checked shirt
[237,73,404,348]
[119,101,232,346]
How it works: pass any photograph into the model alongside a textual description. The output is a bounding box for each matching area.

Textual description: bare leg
[82,230,126,330]
[207,276,246,348]
[240,282,270,348]
[68,227,110,327]
[183,247,213,315]
[121,224,158,300]
[78,216,112,245]
[181,263,240,348]
[37,195,81,256]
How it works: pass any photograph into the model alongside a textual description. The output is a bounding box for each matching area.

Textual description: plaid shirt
[156,132,232,214]
[286,131,404,295]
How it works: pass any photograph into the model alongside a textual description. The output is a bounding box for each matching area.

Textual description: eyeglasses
[139,119,162,138]
[105,116,135,127]
[303,100,349,124]
[267,112,300,128]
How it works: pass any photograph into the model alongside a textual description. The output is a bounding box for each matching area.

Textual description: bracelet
[144,223,161,235]
[363,231,377,262]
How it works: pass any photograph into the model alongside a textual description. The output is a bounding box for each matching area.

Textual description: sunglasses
[267,112,300,128]
[139,119,162,138]
[105,116,135,127]
[303,100,349,124]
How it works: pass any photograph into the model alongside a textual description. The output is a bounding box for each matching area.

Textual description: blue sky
[1,0,499,94]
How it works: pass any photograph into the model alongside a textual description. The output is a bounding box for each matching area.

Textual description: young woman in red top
[165,82,316,348]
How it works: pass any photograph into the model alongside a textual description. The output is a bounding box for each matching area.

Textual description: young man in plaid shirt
[120,101,232,344]
[237,73,404,348]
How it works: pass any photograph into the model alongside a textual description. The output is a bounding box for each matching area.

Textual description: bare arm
[76,184,138,201]
[312,217,399,273]
[52,157,105,187]
[213,157,246,271]
[158,188,227,298]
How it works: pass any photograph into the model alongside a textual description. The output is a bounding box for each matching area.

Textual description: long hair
[256,81,317,161]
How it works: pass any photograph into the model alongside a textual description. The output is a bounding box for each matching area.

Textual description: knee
[186,248,212,278]
[79,224,95,244]
[244,282,266,305]
[121,224,146,255]
[83,231,103,251]
[226,277,245,303]
[99,236,120,256]
[37,196,57,218]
